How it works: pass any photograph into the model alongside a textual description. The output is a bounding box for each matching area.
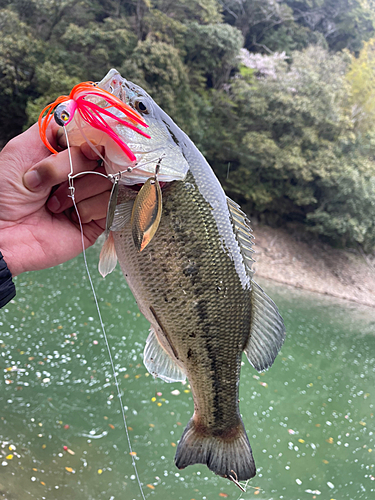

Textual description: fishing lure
[131,162,162,252]
[38,81,150,161]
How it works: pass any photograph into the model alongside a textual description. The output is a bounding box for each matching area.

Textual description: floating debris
[63,446,75,455]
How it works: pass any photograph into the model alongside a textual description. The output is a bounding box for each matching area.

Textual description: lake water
[1,243,374,500]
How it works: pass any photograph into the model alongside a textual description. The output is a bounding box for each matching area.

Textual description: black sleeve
[0,252,16,308]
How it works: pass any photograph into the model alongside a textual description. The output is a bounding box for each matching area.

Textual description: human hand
[0,123,112,276]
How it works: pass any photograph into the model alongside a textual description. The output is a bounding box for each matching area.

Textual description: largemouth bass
[96,70,286,481]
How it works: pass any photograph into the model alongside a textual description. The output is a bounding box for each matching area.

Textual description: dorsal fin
[227,197,255,278]
[245,281,286,372]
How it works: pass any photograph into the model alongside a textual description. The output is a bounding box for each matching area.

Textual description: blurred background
[1,0,375,251]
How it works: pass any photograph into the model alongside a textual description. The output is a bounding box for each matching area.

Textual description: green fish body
[98,71,286,481]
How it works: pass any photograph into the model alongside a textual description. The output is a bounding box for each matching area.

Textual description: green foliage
[346,38,375,133]
[182,22,243,88]
[0,8,43,143]
[284,0,375,52]
[222,0,375,54]
[1,0,375,249]
[200,46,375,248]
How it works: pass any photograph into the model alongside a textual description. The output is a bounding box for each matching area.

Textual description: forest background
[1,0,375,253]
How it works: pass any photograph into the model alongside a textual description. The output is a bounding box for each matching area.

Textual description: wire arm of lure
[69,154,166,182]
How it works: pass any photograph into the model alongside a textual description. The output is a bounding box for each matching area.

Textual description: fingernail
[48,195,60,212]
[24,170,42,190]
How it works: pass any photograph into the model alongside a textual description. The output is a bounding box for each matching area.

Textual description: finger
[80,142,105,160]
[71,191,111,224]
[81,219,107,247]
[47,167,112,213]
[23,146,98,192]
[2,122,59,172]
[56,129,105,161]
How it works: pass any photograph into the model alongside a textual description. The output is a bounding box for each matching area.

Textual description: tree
[0,8,42,144]
[200,46,375,249]
[346,38,375,133]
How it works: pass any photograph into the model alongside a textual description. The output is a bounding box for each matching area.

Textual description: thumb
[23,146,98,192]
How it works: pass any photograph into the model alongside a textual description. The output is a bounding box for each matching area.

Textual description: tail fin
[175,417,256,481]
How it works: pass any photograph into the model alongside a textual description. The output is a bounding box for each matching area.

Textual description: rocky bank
[252,225,375,308]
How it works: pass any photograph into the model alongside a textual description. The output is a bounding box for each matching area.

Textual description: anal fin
[245,281,286,372]
[143,327,186,383]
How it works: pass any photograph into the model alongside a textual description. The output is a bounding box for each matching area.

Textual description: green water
[1,244,374,500]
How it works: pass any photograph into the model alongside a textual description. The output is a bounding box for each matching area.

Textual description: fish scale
[93,70,286,482]
[114,172,253,474]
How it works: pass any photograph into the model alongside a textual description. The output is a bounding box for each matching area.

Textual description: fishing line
[69,153,166,182]
[64,127,147,500]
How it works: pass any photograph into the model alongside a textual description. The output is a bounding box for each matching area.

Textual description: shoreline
[251,224,375,308]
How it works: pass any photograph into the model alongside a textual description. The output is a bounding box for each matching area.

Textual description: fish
[65,69,286,482]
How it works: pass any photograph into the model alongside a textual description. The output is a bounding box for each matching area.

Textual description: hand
[0,123,112,276]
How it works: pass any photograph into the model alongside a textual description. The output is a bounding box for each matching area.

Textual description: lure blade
[105,179,119,239]
[131,176,162,252]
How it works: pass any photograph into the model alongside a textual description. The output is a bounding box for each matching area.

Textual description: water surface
[0,245,374,499]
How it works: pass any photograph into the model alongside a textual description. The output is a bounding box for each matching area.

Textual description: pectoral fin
[131,177,162,252]
[244,281,286,372]
[98,232,117,277]
[110,200,134,231]
[143,327,186,383]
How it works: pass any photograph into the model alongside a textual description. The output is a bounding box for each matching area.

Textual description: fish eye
[134,99,149,114]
